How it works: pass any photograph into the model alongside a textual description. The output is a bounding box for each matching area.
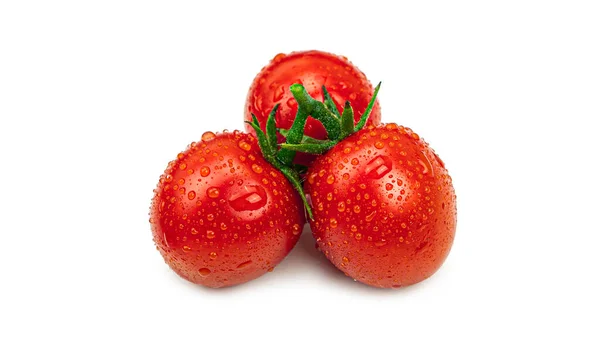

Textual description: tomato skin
[245,50,381,165]
[150,131,305,288]
[305,124,456,288]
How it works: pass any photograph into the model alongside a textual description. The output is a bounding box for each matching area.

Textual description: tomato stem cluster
[246,82,381,220]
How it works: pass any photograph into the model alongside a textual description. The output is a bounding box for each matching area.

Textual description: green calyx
[246,82,381,220]
[278,82,381,154]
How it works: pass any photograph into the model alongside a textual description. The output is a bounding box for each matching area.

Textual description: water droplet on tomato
[207,187,220,199]
[201,131,216,142]
[292,224,301,235]
[337,202,346,212]
[342,256,349,263]
[253,95,263,112]
[418,151,434,176]
[190,228,198,235]
[286,97,297,109]
[351,225,357,232]
[228,185,267,211]
[374,141,384,149]
[326,175,335,184]
[330,218,338,228]
[198,268,211,277]
[209,252,217,259]
[273,85,285,102]
[238,140,252,151]
[252,164,263,174]
[364,155,392,179]
[188,191,196,200]
[182,246,191,252]
[165,174,173,182]
[200,166,210,177]
[237,260,252,269]
[365,211,377,222]
[353,205,361,213]
[207,214,215,221]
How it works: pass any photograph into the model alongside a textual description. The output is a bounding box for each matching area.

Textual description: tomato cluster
[150,51,456,289]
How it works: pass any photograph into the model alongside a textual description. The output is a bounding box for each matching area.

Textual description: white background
[1,1,599,336]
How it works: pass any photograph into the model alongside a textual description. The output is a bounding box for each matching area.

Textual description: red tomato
[150,131,305,288]
[245,50,381,165]
[305,124,456,288]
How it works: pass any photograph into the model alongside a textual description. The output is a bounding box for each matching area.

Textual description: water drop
[252,164,263,174]
[351,225,357,232]
[165,174,173,182]
[179,163,187,170]
[207,187,220,199]
[342,256,349,263]
[228,185,268,211]
[365,211,377,222]
[374,141,384,149]
[198,268,211,277]
[187,191,196,200]
[330,218,338,228]
[273,86,285,102]
[209,252,217,259]
[353,205,361,213]
[200,166,210,177]
[337,202,346,212]
[326,175,335,184]
[237,260,252,269]
[364,156,392,179]
[206,230,216,239]
[220,223,228,230]
[292,224,301,235]
[201,131,216,142]
[238,140,252,151]
[183,246,191,252]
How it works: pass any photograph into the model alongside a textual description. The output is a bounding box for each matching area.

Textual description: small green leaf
[340,101,355,137]
[354,81,381,132]
[322,85,340,117]
[244,121,273,159]
[266,104,279,152]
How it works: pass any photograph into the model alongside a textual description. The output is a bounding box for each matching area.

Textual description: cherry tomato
[150,131,305,288]
[305,124,456,288]
[245,50,381,165]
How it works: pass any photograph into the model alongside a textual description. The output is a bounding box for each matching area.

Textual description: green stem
[290,84,341,141]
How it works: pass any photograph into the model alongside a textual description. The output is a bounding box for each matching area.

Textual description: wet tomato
[305,124,456,288]
[245,50,381,165]
[150,131,305,288]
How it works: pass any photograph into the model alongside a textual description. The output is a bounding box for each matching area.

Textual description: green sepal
[244,118,275,160]
[266,104,279,152]
[322,85,340,117]
[354,81,381,132]
[340,101,355,138]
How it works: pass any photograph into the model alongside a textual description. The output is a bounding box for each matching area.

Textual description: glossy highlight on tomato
[305,124,456,288]
[245,50,381,165]
[150,131,305,288]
